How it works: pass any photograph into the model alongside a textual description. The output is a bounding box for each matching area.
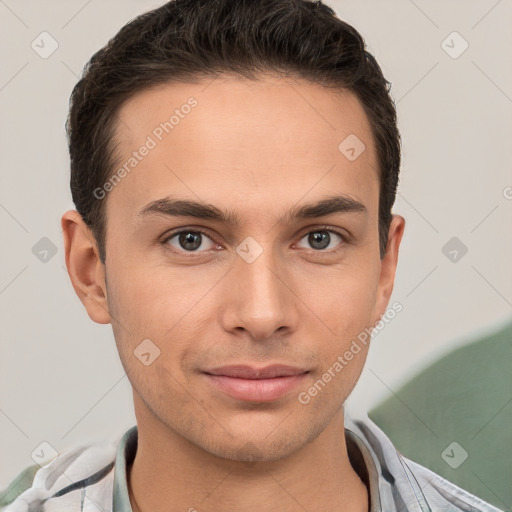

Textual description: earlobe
[373,214,405,323]
[61,210,111,324]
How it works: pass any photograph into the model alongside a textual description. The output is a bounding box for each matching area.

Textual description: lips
[205,364,308,379]
[203,364,309,402]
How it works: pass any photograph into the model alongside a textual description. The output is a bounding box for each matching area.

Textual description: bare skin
[62,75,405,512]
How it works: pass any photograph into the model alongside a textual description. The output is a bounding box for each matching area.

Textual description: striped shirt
[0,409,503,511]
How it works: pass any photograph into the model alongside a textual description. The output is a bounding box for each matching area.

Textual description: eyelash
[160,226,350,257]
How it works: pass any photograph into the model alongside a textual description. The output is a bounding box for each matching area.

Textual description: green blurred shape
[0,464,40,509]
[368,321,512,511]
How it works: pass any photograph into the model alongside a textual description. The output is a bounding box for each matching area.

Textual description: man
[0,0,503,511]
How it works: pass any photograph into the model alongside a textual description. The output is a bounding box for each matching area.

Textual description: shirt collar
[113,425,137,511]
[112,423,381,512]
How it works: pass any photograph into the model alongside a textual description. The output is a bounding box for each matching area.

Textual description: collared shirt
[0,409,503,512]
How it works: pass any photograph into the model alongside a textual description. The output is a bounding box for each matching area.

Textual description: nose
[219,242,299,342]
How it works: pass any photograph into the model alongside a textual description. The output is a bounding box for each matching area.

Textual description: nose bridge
[222,236,298,339]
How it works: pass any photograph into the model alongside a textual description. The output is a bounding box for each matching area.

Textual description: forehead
[108,76,379,223]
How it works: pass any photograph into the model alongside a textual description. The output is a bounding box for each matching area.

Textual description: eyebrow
[137,194,367,226]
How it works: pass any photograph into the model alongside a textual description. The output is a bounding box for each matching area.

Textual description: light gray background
[1,0,511,488]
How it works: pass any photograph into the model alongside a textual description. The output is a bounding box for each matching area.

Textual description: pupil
[180,232,201,251]
[309,231,329,250]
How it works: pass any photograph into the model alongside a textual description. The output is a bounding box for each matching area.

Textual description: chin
[192,419,321,464]
[206,438,298,463]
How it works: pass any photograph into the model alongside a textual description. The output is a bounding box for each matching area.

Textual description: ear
[372,214,405,323]
[61,210,111,324]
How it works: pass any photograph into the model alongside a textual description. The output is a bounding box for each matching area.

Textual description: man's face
[94,76,401,461]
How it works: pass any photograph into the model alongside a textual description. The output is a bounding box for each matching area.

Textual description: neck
[128,404,368,512]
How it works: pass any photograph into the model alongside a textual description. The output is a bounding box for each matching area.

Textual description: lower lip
[204,373,308,402]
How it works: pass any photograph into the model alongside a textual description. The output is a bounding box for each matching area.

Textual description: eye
[163,230,218,253]
[296,229,346,252]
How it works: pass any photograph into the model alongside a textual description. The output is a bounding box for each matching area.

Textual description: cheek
[105,263,211,379]
[302,259,379,392]
[106,261,198,331]
[311,260,379,334]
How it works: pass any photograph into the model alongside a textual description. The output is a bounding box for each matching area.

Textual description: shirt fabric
[0,408,504,512]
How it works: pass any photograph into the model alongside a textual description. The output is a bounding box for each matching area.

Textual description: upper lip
[204,364,309,379]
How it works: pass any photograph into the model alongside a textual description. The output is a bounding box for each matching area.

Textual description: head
[62,0,405,462]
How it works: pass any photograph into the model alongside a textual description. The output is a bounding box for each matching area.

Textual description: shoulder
[401,456,505,512]
[0,437,118,512]
[344,408,505,512]
[0,464,40,510]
